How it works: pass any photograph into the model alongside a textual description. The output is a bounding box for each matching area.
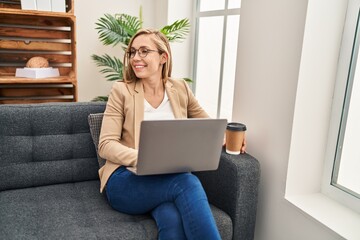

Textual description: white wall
[166,0,194,80]
[233,0,344,239]
[74,0,156,101]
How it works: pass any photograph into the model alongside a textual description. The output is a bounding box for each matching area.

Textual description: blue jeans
[106,166,221,240]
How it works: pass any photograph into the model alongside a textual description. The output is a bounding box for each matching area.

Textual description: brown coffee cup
[225,122,247,155]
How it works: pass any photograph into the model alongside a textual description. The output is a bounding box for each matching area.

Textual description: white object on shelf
[21,0,37,10]
[51,0,66,12]
[15,68,60,79]
[36,0,51,11]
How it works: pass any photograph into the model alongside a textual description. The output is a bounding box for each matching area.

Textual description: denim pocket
[111,166,127,177]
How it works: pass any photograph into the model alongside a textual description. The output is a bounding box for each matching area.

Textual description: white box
[36,0,51,11]
[51,0,66,12]
[21,0,37,10]
[15,68,60,79]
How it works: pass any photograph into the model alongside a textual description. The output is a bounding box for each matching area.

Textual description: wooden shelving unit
[0,0,77,104]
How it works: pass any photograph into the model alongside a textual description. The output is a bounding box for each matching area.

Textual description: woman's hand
[240,134,247,154]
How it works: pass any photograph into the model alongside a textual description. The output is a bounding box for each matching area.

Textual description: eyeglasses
[127,47,159,59]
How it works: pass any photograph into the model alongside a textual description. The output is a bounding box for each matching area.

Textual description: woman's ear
[160,53,168,64]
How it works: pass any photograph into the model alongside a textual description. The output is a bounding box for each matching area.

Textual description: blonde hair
[123,28,172,83]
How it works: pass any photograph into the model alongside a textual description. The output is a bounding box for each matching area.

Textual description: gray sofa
[0,102,260,240]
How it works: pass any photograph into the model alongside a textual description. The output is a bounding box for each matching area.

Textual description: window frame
[321,0,360,213]
[284,0,360,238]
[192,0,241,118]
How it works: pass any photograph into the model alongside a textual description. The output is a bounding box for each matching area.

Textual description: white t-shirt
[144,91,175,120]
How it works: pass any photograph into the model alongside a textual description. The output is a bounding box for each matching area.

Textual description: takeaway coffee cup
[225,122,247,155]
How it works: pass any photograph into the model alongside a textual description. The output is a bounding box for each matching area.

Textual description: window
[332,11,360,198]
[193,0,241,119]
[322,0,360,212]
[285,0,360,238]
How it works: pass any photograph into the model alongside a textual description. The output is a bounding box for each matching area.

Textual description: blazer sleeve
[98,82,138,166]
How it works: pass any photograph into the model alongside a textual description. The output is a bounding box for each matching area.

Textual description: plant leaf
[114,13,142,45]
[92,96,109,102]
[91,54,123,81]
[183,78,193,83]
[160,18,190,42]
[96,13,141,47]
[96,14,129,46]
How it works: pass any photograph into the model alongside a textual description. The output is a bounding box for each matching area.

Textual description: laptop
[127,118,227,175]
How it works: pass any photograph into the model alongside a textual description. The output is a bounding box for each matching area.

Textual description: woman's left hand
[240,134,247,154]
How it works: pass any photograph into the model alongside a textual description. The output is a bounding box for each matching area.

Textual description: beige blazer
[98,78,209,192]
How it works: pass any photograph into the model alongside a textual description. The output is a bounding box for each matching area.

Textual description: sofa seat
[0,179,232,240]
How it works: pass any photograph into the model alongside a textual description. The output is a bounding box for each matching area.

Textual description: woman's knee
[152,202,182,224]
[152,202,186,239]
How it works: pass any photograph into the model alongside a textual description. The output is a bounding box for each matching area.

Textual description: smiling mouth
[134,65,146,69]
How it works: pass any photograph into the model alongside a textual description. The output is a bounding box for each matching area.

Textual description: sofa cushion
[0,102,106,191]
[0,181,157,239]
[88,113,106,168]
[0,180,233,240]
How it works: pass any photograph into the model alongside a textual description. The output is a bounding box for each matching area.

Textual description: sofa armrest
[194,149,260,240]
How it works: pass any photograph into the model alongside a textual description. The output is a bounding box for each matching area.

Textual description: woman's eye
[139,49,148,54]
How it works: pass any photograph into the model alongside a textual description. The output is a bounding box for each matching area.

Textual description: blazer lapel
[133,80,144,149]
[165,80,183,118]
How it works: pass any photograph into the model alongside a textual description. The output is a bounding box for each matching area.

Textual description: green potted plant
[92,8,191,101]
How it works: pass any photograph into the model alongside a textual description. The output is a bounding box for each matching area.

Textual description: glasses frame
[128,47,159,59]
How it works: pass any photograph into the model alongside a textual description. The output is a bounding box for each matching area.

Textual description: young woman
[98,28,223,239]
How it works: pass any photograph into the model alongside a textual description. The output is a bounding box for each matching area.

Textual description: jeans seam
[169,174,201,237]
